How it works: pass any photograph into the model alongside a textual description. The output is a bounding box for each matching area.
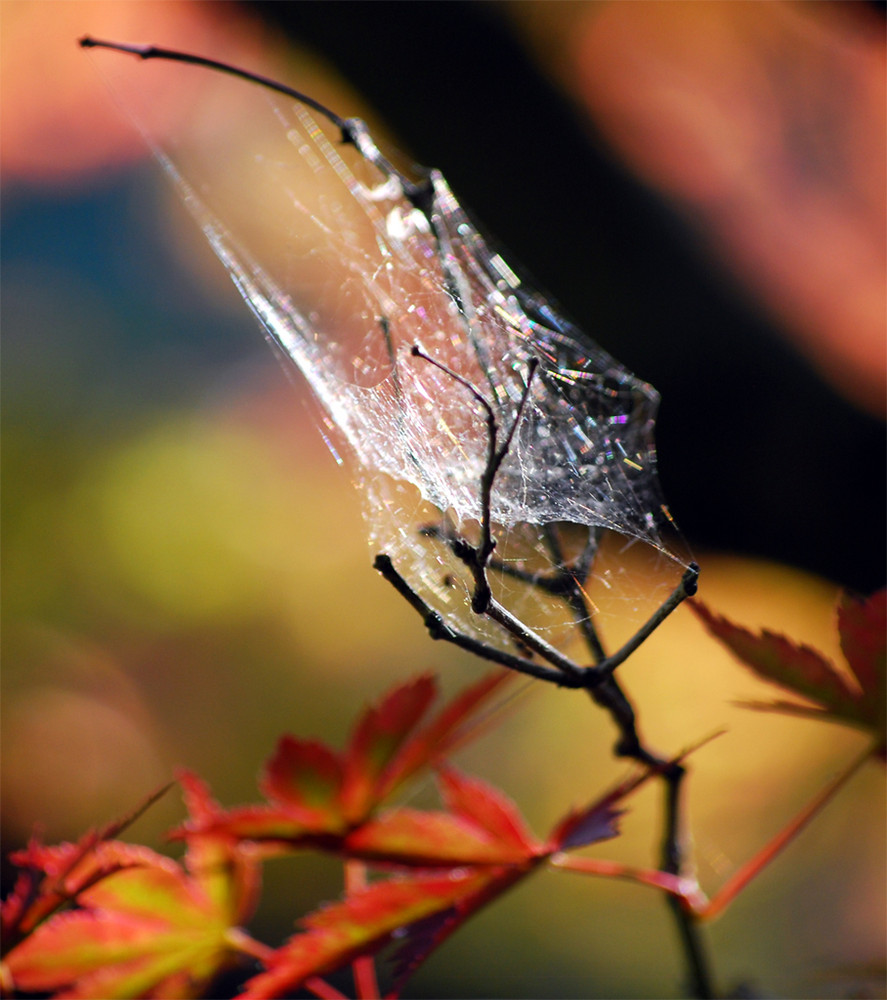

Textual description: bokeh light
[509,0,887,416]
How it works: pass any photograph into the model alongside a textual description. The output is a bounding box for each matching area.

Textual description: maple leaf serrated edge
[689,590,886,750]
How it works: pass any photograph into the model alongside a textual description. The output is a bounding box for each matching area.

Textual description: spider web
[91,50,692,656]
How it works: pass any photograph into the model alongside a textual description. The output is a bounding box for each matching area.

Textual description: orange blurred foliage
[0,0,265,185]
[512,0,886,416]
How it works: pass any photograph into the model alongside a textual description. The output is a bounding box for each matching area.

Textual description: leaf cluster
[2,672,673,999]
[3,589,883,999]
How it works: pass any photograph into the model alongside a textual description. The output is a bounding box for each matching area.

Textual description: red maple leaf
[232,763,654,998]
[690,587,885,756]
[173,672,513,850]
[2,773,264,1000]
[1,783,171,950]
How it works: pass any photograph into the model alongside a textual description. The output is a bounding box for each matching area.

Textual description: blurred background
[2,2,884,997]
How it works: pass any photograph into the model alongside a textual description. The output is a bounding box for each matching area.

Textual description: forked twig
[80,36,712,996]
[409,345,539,591]
[376,347,710,996]
[376,347,697,704]
[373,554,582,687]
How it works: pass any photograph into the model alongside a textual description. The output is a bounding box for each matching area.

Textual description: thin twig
[595,563,699,677]
[78,36,431,208]
[394,254,711,1000]
[373,555,582,687]
[661,766,715,999]
[540,524,608,663]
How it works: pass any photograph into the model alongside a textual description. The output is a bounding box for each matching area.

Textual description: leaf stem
[224,926,276,965]
[346,862,381,1000]
[549,853,706,907]
[305,977,351,1000]
[698,741,874,922]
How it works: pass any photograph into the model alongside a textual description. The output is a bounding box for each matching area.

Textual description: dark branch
[373,555,582,687]
[78,36,430,204]
[79,37,351,129]
[596,563,699,676]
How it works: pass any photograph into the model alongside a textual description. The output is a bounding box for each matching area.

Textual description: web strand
[83,37,695,660]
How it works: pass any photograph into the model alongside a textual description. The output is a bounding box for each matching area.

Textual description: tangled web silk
[91,46,691,648]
